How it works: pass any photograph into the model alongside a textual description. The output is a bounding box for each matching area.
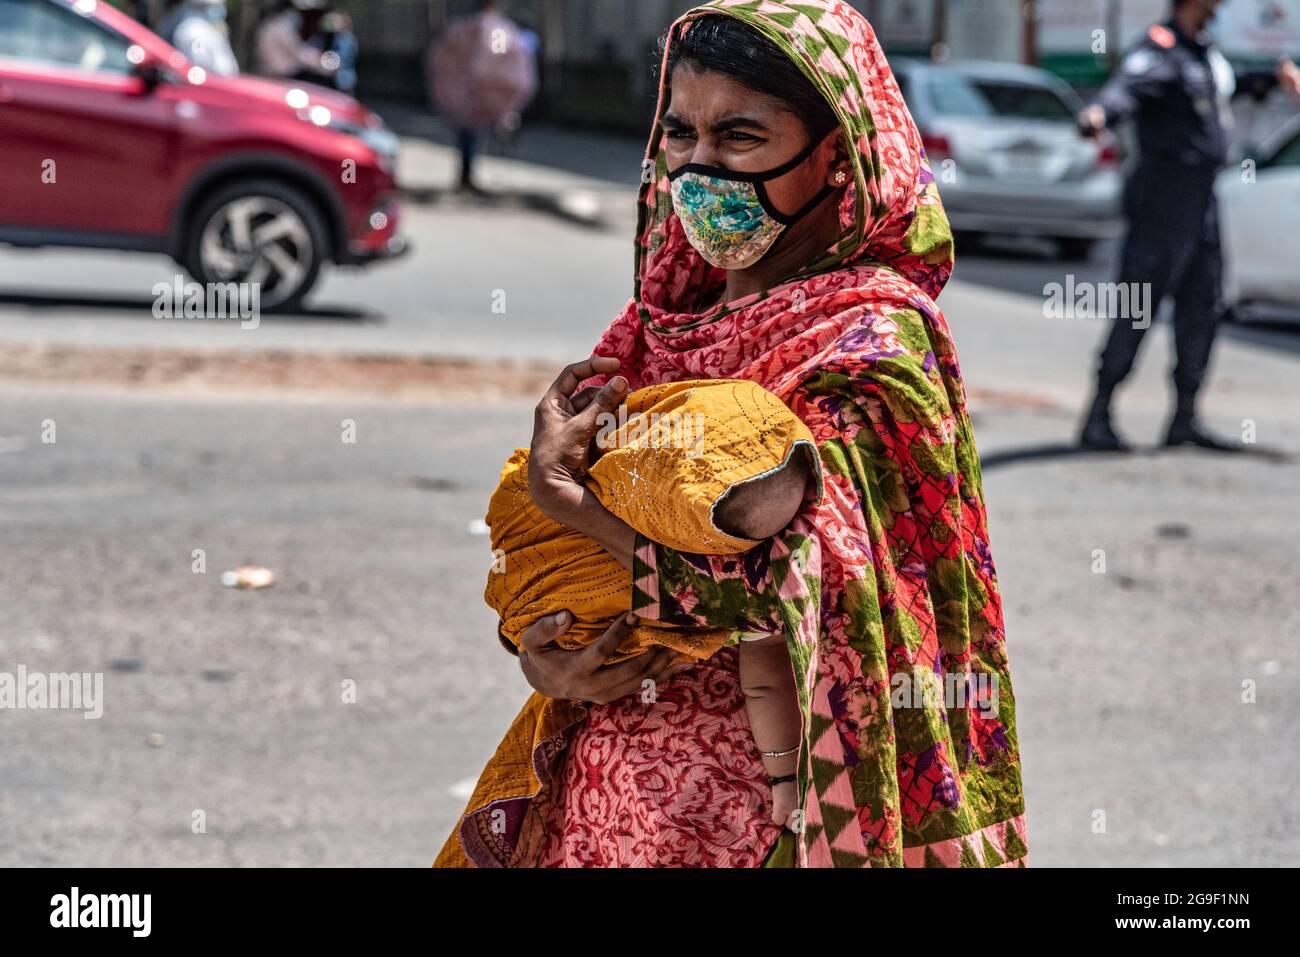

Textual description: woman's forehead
[665,64,799,125]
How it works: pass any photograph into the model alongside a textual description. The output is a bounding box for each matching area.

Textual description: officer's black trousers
[1094,160,1224,417]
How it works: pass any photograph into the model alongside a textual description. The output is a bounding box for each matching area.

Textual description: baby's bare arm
[714,446,814,542]
[739,634,802,826]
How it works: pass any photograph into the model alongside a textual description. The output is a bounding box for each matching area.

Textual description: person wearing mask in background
[426,0,538,195]
[1076,0,1300,452]
[255,0,336,85]
[310,9,359,94]
[158,0,239,76]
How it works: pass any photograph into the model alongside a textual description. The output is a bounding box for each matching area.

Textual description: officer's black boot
[1079,390,1130,452]
[1164,395,1242,452]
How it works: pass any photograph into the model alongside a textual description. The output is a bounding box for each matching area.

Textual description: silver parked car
[893,59,1124,260]
[1220,114,1300,322]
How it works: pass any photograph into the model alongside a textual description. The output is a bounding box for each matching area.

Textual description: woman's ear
[826,136,851,187]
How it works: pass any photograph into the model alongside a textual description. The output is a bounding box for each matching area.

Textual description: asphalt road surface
[2,357,1296,866]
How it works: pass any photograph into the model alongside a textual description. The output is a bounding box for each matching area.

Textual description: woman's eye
[724,132,760,144]
[666,130,695,141]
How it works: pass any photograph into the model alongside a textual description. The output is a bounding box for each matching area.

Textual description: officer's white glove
[1277,58,1300,98]
[1077,104,1106,138]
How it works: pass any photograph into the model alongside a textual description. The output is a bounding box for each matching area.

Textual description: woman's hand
[529,356,628,524]
[517,610,685,705]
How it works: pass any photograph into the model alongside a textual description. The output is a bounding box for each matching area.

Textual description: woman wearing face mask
[158,0,239,76]
[438,0,1027,868]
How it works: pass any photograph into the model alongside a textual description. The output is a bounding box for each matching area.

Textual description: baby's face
[713,446,815,542]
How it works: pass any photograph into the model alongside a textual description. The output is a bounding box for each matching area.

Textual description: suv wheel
[186,179,329,313]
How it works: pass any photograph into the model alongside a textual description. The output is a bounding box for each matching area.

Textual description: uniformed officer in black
[1077,0,1300,451]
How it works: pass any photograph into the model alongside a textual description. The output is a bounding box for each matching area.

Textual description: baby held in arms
[485,379,821,827]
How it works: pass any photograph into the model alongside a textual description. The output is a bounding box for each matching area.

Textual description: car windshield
[930,75,1074,120]
[0,0,133,74]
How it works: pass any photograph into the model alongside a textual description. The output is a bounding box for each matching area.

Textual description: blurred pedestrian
[254,0,337,85]
[158,0,239,76]
[315,10,359,94]
[425,0,539,194]
[1077,0,1300,452]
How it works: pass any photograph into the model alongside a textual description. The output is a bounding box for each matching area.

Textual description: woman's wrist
[531,472,586,526]
[574,497,636,570]
[537,485,637,571]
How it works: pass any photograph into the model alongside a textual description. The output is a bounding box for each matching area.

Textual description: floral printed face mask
[668,137,835,270]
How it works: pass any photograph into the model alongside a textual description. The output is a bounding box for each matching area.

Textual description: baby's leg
[714,444,815,542]
[739,634,801,827]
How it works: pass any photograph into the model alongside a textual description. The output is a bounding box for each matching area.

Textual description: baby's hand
[770,780,798,827]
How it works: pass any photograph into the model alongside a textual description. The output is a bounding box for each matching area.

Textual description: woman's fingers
[517,649,555,699]
[572,375,628,438]
[587,649,676,704]
[516,611,687,705]
[531,359,626,493]
[545,356,621,405]
[569,386,601,414]
[588,645,669,689]
[518,610,573,655]
[584,612,638,664]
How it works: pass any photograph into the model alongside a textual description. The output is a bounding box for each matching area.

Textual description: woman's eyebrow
[661,113,772,133]
[712,115,771,133]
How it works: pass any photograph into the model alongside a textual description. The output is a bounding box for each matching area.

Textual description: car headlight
[297,108,400,171]
[332,123,398,173]
[357,126,400,162]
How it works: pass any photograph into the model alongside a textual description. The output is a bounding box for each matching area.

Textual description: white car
[892,59,1124,261]
[1219,115,1300,321]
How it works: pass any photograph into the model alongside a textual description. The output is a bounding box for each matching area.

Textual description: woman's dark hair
[663,14,840,141]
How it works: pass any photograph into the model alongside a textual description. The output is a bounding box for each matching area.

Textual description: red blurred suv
[0,0,406,310]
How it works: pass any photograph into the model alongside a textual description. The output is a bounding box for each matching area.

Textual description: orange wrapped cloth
[435,379,819,866]
[488,378,818,662]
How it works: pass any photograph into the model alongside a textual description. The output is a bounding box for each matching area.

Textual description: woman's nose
[689,140,723,168]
